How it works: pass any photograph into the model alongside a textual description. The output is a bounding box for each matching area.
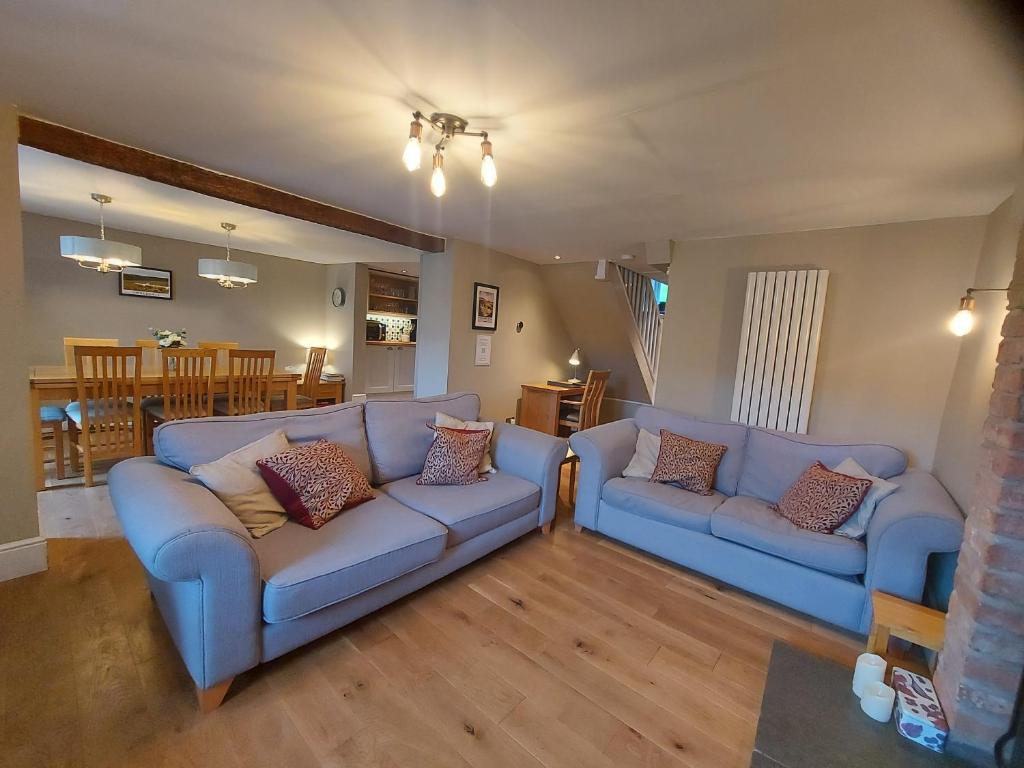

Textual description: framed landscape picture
[120,267,173,300]
[472,282,499,331]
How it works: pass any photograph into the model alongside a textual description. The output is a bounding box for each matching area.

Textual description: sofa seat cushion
[710,495,866,576]
[602,477,726,534]
[252,494,446,623]
[382,471,540,546]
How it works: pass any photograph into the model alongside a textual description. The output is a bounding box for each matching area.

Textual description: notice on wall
[475,334,492,366]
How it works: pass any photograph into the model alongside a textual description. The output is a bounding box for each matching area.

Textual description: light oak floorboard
[2,469,863,768]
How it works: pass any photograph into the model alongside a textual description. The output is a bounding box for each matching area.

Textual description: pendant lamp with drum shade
[198,222,257,289]
[60,193,142,273]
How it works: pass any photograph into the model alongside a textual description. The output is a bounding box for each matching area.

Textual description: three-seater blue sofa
[108,393,566,710]
[568,405,964,634]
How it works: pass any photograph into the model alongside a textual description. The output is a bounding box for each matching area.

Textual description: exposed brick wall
[934,224,1024,757]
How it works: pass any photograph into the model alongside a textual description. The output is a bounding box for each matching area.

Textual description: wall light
[950,287,1009,336]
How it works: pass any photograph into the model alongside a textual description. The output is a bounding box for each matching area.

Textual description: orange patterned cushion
[417,424,491,486]
[772,461,872,534]
[649,429,727,496]
[257,440,374,529]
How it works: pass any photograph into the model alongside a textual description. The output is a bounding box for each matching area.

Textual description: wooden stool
[866,590,946,674]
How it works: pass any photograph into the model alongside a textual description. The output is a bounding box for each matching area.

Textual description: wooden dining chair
[69,346,143,487]
[143,349,217,448]
[134,338,160,369]
[40,405,67,481]
[222,349,275,415]
[198,341,240,372]
[272,346,327,410]
[63,337,118,366]
[559,370,611,530]
[559,370,611,433]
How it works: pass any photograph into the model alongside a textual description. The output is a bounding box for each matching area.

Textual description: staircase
[615,265,665,399]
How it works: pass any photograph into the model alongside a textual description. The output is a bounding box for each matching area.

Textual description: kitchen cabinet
[364,344,416,394]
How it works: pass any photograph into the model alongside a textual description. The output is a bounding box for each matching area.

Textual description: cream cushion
[623,428,661,479]
[190,429,291,538]
[832,457,900,539]
[435,411,495,474]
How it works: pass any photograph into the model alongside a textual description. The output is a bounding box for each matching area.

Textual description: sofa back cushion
[634,406,749,495]
[155,402,371,477]
[737,427,907,504]
[364,392,481,484]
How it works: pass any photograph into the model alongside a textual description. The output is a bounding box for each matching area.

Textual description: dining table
[29,365,301,491]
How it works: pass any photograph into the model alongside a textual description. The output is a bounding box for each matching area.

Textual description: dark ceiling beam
[17,116,445,253]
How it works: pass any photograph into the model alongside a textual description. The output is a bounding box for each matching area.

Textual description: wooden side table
[866,591,946,673]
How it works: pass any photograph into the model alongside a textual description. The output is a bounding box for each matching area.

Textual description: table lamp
[568,348,582,384]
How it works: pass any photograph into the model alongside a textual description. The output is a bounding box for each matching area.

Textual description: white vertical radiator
[730,269,829,434]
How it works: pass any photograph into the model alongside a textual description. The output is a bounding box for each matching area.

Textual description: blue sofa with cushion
[108,392,566,709]
[568,405,964,633]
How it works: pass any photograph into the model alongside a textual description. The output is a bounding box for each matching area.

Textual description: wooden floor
[2,480,863,768]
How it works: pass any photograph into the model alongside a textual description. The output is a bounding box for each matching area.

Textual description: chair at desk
[558,370,610,434]
[558,370,610,527]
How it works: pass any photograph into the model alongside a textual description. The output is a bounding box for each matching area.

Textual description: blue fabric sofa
[108,392,566,709]
[568,405,964,634]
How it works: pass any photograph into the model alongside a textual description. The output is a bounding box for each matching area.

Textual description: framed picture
[119,267,173,300]
[472,282,499,331]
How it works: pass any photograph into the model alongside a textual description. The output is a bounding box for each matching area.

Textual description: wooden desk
[29,366,300,490]
[313,379,345,405]
[518,383,585,435]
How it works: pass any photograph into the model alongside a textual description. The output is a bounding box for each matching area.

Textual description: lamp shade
[60,235,142,269]
[197,258,258,286]
[568,348,581,366]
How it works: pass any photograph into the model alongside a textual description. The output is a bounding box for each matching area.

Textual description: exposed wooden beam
[17,116,445,253]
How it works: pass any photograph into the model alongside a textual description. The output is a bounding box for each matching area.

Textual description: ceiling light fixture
[60,193,142,272]
[402,111,496,198]
[198,222,258,289]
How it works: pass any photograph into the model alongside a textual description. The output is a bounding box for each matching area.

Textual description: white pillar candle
[852,653,887,697]
[860,681,896,723]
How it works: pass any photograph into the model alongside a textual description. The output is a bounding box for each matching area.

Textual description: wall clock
[331,287,346,308]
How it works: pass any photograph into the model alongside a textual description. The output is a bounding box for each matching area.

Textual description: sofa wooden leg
[573,524,583,533]
[196,677,234,713]
[541,520,553,535]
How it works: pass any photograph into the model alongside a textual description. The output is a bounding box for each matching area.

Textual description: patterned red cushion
[772,461,873,534]
[417,424,491,486]
[256,439,374,530]
[649,429,728,495]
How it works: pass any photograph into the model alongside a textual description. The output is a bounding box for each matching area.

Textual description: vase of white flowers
[150,328,187,368]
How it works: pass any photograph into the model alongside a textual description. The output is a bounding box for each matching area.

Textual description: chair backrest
[198,341,240,371]
[73,346,143,459]
[134,338,160,369]
[64,337,118,366]
[577,370,611,431]
[161,348,217,420]
[301,346,328,400]
[226,349,276,415]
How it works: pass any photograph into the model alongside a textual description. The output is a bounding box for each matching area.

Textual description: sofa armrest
[108,457,262,688]
[491,423,568,527]
[568,419,639,530]
[860,469,964,630]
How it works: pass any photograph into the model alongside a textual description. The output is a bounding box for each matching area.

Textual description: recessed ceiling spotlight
[402,269,408,274]
[554,254,561,260]
[619,254,635,261]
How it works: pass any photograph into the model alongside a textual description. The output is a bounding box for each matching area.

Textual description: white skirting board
[0,536,48,582]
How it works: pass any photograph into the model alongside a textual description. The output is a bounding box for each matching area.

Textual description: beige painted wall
[420,239,573,422]
[22,212,331,369]
[933,195,1023,509]
[541,261,653,404]
[656,216,988,468]
[0,106,39,545]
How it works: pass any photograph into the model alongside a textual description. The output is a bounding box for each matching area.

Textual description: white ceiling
[17,147,421,265]
[2,0,1022,264]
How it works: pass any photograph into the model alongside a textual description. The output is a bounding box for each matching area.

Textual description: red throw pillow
[257,439,374,529]
[649,429,727,496]
[417,424,491,486]
[773,461,872,534]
